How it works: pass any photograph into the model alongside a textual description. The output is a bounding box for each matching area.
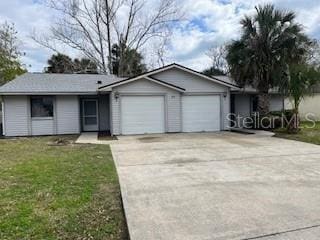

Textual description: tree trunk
[287,101,300,133]
[105,0,113,74]
[257,92,270,116]
[118,40,126,77]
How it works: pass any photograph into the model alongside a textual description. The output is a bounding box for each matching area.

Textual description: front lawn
[0,136,128,240]
[274,121,320,145]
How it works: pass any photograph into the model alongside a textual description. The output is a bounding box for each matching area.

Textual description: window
[31,96,54,118]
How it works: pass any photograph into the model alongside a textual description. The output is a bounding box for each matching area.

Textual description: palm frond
[226,4,312,114]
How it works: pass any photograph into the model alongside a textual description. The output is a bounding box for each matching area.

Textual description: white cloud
[166,0,320,71]
[0,0,83,72]
[0,0,56,72]
[0,0,319,72]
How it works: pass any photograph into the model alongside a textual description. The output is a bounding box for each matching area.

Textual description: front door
[82,99,99,131]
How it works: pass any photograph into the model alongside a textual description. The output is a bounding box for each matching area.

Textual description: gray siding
[223,90,230,130]
[56,95,80,134]
[233,94,251,128]
[3,96,29,136]
[111,78,181,135]
[31,119,55,135]
[32,96,80,135]
[152,68,227,93]
[98,95,110,131]
[167,92,181,132]
[270,95,284,111]
[234,94,251,117]
[234,94,284,118]
[110,92,119,135]
[3,95,81,136]
[110,72,231,134]
[152,68,230,131]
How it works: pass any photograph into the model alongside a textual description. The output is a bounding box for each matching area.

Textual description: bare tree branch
[31,0,182,74]
[206,45,228,74]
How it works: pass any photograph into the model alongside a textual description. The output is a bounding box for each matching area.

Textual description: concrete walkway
[111,132,320,240]
[75,132,98,144]
[75,132,115,145]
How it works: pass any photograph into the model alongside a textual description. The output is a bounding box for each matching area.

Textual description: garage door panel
[121,96,165,135]
[182,95,220,132]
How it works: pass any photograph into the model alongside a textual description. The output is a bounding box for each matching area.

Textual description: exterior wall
[98,94,110,131]
[3,95,29,136]
[234,94,251,117]
[152,68,230,130]
[110,92,118,135]
[233,94,284,117]
[56,95,80,134]
[111,78,181,135]
[0,101,3,134]
[270,95,284,112]
[233,94,251,128]
[285,94,320,121]
[0,102,2,125]
[152,68,227,93]
[223,90,230,129]
[111,73,231,135]
[31,118,55,135]
[232,93,284,128]
[168,92,181,132]
[3,95,81,136]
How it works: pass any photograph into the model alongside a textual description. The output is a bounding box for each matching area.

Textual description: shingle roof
[212,75,239,91]
[0,73,123,94]
[213,75,281,94]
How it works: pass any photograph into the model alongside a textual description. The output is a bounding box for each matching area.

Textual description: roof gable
[163,64,239,88]
[152,68,229,92]
[99,63,239,91]
[99,76,185,92]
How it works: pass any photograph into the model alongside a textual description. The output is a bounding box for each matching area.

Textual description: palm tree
[46,54,98,74]
[226,4,310,115]
[202,66,225,76]
[46,53,74,73]
[111,42,147,77]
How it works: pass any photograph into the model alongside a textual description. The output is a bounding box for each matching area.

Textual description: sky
[0,0,319,72]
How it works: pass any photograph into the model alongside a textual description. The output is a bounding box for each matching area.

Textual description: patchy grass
[0,136,128,240]
[274,122,320,145]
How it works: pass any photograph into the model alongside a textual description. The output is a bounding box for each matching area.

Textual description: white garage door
[182,95,221,132]
[121,96,165,135]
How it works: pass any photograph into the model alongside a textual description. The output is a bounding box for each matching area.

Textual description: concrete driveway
[110,132,320,240]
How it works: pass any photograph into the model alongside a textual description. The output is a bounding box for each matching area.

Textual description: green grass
[0,136,128,240]
[274,121,320,145]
